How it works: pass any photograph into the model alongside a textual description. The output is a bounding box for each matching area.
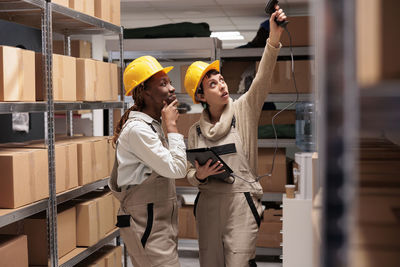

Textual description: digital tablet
[186,147,233,181]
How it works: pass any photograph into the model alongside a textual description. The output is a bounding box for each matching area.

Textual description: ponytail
[113,83,147,145]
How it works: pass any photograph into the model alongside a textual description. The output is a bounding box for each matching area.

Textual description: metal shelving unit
[258,139,296,148]
[217,46,313,59]
[0,1,124,266]
[316,1,358,267]
[0,101,124,114]
[176,92,312,104]
[57,178,109,205]
[59,229,120,267]
[0,199,48,229]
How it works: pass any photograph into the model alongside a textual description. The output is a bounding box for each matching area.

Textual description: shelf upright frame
[64,34,74,136]
[42,1,58,266]
[317,1,358,267]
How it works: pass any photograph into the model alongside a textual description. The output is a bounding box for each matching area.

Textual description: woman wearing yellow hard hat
[183,5,287,267]
[109,55,186,267]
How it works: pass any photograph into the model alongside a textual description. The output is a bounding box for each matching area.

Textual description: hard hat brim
[192,60,220,104]
[125,65,174,96]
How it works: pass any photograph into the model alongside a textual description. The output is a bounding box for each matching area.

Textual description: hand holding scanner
[265,0,289,27]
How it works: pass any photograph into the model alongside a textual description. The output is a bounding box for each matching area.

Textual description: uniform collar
[128,111,160,125]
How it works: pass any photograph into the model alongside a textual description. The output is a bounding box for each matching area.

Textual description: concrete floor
[126,257,282,267]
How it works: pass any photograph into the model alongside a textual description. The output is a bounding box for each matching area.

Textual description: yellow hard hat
[184,60,220,104]
[123,56,174,96]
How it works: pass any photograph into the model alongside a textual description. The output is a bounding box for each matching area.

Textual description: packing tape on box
[29,152,37,200]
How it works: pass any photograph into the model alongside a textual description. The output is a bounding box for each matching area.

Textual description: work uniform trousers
[119,196,180,267]
[195,191,263,267]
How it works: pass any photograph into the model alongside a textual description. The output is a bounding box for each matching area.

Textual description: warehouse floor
[126,257,282,267]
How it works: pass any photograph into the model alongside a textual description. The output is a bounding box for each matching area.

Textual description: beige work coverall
[109,119,180,267]
[194,120,264,267]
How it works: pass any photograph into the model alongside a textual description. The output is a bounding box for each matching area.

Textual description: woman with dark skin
[109,56,186,267]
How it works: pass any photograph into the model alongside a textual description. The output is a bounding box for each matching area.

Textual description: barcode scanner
[265,0,289,27]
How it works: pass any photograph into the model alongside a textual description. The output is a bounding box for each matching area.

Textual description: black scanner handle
[265,0,289,27]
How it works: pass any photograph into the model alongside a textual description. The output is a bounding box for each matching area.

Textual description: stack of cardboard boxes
[349,139,400,267]
[77,245,122,267]
[257,209,282,248]
[35,52,118,102]
[52,0,120,26]
[0,136,115,209]
[0,191,119,265]
[0,44,118,102]
[178,205,197,239]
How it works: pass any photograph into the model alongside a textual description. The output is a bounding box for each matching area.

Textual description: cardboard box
[90,137,110,181]
[55,142,79,193]
[78,191,115,239]
[356,0,400,87]
[0,235,28,267]
[280,16,310,47]
[72,136,109,185]
[357,189,400,225]
[52,0,69,7]
[350,246,400,267]
[76,58,96,101]
[24,206,76,265]
[0,46,35,101]
[53,40,92,59]
[94,0,111,23]
[75,198,101,246]
[0,148,49,208]
[175,178,193,187]
[263,209,282,222]
[36,53,77,101]
[257,221,282,248]
[26,141,79,193]
[221,61,255,94]
[77,245,122,267]
[69,0,95,16]
[111,194,119,227]
[257,148,287,192]
[110,0,120,26]
[95,61,111,101]
[109,63,119,101]
[77,139,94,185]
[107,138,115,174]
[178,205,197,239]
[258,110,295,126]
[175,113,201,138]
[104,245,122,267]
[256,60,314,93]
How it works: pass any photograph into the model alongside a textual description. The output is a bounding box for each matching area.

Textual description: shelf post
[42,1,58,266]
[317,1,358,267]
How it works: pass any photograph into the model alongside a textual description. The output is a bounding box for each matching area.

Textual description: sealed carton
[36,53,77,101]
[0,46,35,101]
[258,148,287,192]
[0,235,28,267]
[24,206,76,265]
[0,148,49,208]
